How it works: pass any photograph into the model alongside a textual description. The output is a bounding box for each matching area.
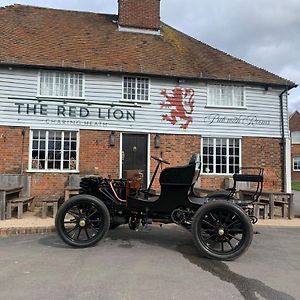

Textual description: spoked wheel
[192,200,253,260]
[55,195,110,248]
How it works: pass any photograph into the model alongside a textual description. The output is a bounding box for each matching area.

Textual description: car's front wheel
[55,194,110,248]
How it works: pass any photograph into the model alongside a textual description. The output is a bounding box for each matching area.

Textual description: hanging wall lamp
[154,133,160,148]
[109,131,116,146]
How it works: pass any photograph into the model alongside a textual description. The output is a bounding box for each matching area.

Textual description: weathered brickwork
[150,134,200,188]
[31,173,68,199]
[0,126,29,174]
[200,176,228,190]
[0,126,284,198]
[79,130,120,178]
[118,0,160,30]
[242,137,282,191]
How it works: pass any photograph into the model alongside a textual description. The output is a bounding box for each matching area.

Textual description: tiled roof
[289,111,300,132]
[0,4,295,87]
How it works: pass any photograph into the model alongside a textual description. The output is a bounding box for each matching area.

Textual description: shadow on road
[38,225,295,300]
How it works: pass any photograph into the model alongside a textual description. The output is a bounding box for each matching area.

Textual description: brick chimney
[118,0,161,31]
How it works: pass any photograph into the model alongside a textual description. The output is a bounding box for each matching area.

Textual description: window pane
[202,137,240,174]
[31,130,78,171]
[294,157,300,171]
[123,77,149,102]
[291,132,300,144]
[39,71,83,98]
[208,84,244,107]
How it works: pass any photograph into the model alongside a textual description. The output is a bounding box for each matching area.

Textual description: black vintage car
[55,155,263,260]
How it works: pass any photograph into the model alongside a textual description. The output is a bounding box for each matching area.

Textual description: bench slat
[8,196,34,203]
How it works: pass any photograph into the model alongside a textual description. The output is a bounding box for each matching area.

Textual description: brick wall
[150,133,200,189]
[242,137,282,191]
[200,176,228,190]
[0,127,121,200]
[118,0,161,30]
[79,130,120,178]
[0,126,29,174]
[0,126,284,199]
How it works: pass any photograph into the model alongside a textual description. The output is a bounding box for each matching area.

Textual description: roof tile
[0,4,295,87]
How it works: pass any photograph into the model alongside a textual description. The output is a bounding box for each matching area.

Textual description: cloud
[1,0,299,110]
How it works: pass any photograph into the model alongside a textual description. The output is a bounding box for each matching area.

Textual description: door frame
[119,132,150,186]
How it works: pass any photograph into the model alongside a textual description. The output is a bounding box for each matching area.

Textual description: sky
[1,0,299,112]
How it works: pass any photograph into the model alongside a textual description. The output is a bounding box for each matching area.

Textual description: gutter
[279,84,298,192]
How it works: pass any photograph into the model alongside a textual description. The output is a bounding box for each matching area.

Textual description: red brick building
[290,111,300,181]
[0,0,296,200]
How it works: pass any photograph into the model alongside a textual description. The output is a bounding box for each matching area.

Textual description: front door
[122,133,148,187]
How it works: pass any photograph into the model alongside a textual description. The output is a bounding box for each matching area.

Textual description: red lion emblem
[160,87,195,129]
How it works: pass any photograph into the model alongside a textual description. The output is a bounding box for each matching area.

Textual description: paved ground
[0,224,299,300]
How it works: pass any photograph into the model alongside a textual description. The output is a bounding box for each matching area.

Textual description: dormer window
[207,84,245,108]
[38,71,84,99]
[122,76,150,102]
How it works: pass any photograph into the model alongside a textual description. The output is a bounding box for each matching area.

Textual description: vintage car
[55,155,263,260]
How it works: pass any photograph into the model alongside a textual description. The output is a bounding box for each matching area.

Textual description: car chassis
[55,155,264,260]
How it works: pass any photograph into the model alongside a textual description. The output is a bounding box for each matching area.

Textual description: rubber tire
[192,200,253,261]
[55,194,110,248]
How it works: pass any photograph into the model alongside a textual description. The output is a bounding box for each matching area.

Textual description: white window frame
[207,84,246,109]
[121,76,150,103]
[28,129,80,173]
[293,157,300,171]
[291,131,300,144]
[37,71,85,100]
[200,137,242,175]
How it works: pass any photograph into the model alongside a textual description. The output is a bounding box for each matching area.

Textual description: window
[123,76,149,102]
[30,130,78,171]
[39,71,84,98]
[291,131,300,144]
[207,84,245,107]
[293,157,300,171]
[202,137,240,174]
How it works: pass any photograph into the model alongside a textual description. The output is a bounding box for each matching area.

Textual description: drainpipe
[279,88,288,192]
[20,127,26,175]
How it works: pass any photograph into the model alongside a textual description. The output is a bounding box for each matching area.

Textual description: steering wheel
[151,156,170,165]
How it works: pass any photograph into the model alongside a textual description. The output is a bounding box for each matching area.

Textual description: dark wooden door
[122,134,148,187]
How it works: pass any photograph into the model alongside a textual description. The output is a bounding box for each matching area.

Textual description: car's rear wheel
[55,195,110,247]
[192,200,253,260]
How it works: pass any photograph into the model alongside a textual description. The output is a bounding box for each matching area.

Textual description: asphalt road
[0,225,299,300]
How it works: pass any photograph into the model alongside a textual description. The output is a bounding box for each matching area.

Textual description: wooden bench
[64,186,80,201]
[41,196,60,219]
[0,186,33,220]
[6,196,34,219]
[240,190,294,219]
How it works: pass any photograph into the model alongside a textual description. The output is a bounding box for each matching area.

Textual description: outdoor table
[0,186,23,220]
